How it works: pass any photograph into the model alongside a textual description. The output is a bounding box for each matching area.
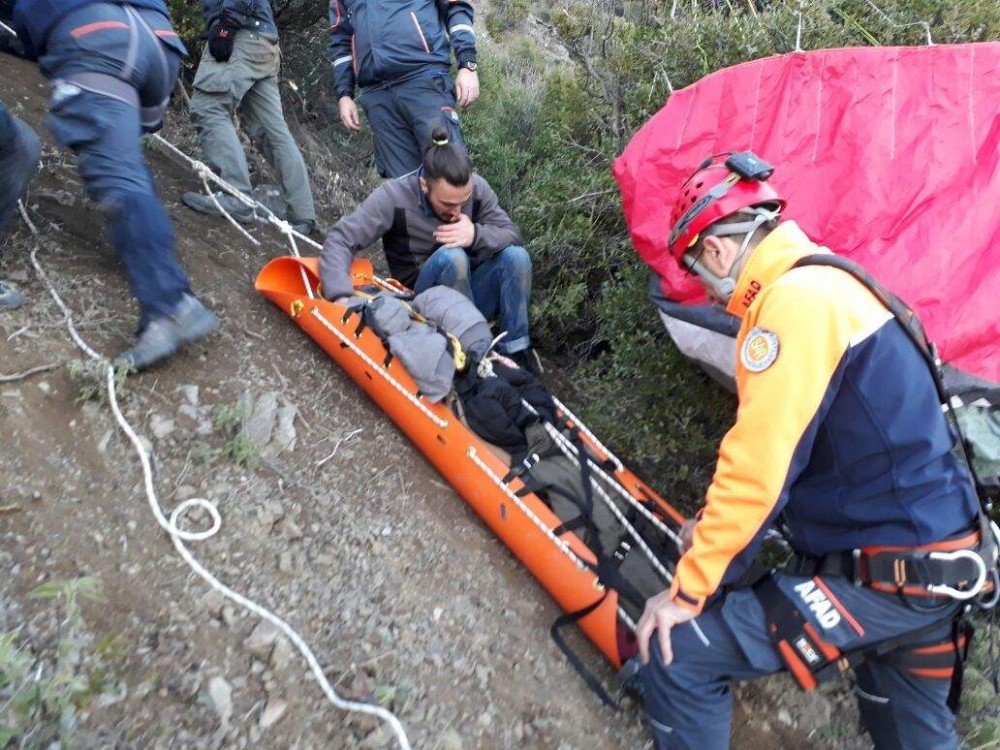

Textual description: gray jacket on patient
[320,171,522,300]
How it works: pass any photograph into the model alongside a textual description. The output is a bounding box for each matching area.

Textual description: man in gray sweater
[320,130,537,371]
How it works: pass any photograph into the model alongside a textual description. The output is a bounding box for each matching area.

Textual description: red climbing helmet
[667,151,786,265]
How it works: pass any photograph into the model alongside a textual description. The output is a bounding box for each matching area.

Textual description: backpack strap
[792,254,994,521]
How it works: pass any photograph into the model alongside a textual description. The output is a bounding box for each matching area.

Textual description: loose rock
[206,676,233,728]
[200,590,225,619]
[259,699,288,729]
[245,391,278,447]
[150,414,175,440]
[244,620,280,660]
[180,384,200,406]
[270,634,293,671]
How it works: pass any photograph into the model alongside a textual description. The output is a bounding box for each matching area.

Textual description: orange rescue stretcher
[255,256,686,669]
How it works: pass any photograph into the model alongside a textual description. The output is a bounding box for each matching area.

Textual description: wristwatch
[460,61,478,72]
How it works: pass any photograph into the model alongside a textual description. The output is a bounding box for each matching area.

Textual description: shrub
[465,0,999,506]
[166,0,206,53]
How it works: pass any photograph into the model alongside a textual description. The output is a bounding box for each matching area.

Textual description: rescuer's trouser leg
[641,579,961,750]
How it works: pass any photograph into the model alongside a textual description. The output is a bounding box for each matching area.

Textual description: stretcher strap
[550,595,619,708]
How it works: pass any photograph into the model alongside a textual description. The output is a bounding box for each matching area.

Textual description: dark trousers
[359,69,464,178]
[640,576,961,749]
[0,105,42,235]
[38,3,191,326]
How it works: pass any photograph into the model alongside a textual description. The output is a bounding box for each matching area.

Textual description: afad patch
[740,327,779,372]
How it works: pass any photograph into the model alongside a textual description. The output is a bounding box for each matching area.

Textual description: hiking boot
[508,346,543,376]
[618,655,645,700]
[182,191,255,224]
[115,294,218,371]
[288,217,315,236]
[0,281,26,311]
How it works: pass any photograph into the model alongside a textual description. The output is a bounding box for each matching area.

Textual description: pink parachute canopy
[614,43,1000,383]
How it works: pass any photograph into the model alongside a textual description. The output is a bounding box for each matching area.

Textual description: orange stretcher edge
[255,255,686,668]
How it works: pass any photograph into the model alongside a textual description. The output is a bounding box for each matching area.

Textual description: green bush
[484,0,531,37]
[465,0,999,507]
[166,0,206,53]
[1,578,115,748]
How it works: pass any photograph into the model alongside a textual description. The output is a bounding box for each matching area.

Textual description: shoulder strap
[792,254,934,371]
[792,254,990,506]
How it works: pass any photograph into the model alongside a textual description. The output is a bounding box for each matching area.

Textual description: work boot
[115,294,218,371]
[288,217,315,236]
[508,346,544,376]
[0,281,26,311]
[618,655,645,700]
[182,191,255,224]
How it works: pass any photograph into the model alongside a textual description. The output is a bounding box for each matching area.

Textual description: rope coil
[21,200,412,750]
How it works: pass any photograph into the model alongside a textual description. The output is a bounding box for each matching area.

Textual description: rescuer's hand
[339,97,362,132]
[455,68,480,107]
[636,590,697,667]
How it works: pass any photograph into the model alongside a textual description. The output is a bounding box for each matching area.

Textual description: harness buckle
[925,549,988,600]
[851,548,863,586]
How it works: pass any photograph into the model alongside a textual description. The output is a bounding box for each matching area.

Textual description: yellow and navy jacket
[671,222,979,614]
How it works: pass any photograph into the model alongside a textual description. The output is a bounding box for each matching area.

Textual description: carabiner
[925,548,988,600]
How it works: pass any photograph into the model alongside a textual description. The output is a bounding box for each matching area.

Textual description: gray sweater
[320,172,523,300]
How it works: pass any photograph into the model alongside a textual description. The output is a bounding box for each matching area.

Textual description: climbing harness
[749,253,1000,711]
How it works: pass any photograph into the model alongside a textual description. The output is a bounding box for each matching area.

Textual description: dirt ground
[0,54,862,749]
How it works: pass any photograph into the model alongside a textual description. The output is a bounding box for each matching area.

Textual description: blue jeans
[0,104,41,235]
[39,3,192,327]
[413,245,532,353]
[641,577,960,750]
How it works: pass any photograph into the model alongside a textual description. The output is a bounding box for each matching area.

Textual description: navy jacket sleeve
[0,102,16,147]
[328,0,355,98]
[436,0,475,67]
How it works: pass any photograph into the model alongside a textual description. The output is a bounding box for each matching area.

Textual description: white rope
[860,0,933,45]
[538,399,682,548]
[20,201,411,750]
[199,172,259,246]
[795,0,805,52]
[276,219,316,300]
[551,396,624,472]
[18,200,39,236]
[467,446,636,629]
[152,134,398,302]
[152,134,321,249]
[537,420,673,586]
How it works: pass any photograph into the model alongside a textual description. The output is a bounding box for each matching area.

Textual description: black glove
[207,16,240,62]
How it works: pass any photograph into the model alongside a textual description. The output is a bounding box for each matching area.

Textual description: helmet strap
[683,207,777,303]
